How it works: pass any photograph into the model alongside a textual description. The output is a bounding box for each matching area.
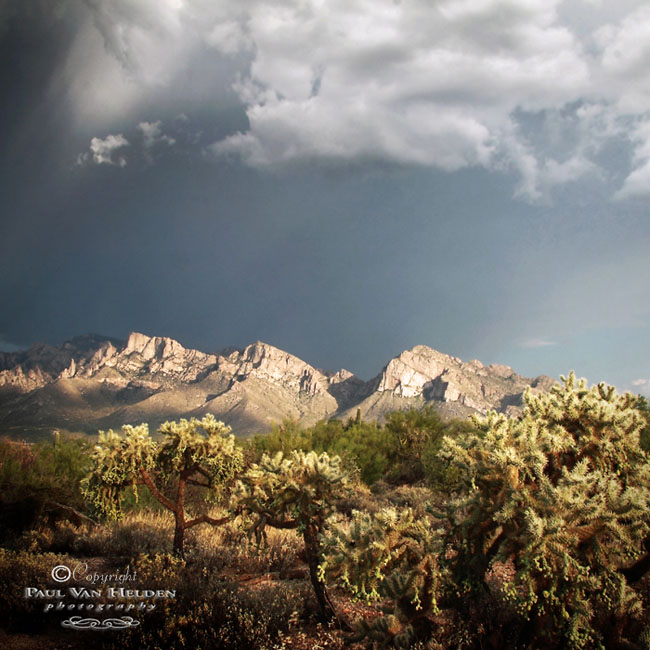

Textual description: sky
[0,0,649,394]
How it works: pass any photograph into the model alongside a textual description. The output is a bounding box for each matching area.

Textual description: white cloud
[519,337,558,349]
[615,120,650,199]
[54,1,243,129]
[85,0,188,85]
[139,121,174,147]
[138,121,176,162]
[594,5,650,112]
[50,1,650,199]
[631,378,650,396]
[79,133,130,167]
[209,0,591,185]
[503,126,598,202]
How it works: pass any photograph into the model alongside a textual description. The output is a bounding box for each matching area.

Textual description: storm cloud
[47,0,650,202]
[1,0,649,396]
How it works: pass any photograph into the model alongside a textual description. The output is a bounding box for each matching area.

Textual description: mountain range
[0,332,556,439]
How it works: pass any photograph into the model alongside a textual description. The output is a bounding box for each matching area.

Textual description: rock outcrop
[339,345,554,422]
[0,332,555,438]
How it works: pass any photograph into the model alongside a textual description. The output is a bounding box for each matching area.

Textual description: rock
[0,332,556,437]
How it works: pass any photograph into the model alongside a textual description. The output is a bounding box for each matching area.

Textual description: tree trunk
[303,524,338,623]
[173,475,187,556]
[173,516,185,556]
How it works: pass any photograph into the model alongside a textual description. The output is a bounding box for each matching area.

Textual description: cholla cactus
[236,450,351,622]
[323,507,444,648]
[82,415,243,555]
[442,373,650,649]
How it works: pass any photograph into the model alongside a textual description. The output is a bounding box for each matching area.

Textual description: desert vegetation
[1,375,650,649]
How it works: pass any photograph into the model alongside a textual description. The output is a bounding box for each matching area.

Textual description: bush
[248,408,474,487]
[104,553,314,650]
[0,435,91,543]
[248,419,314,459]
[421,418,477,493]
[384,406,447,482]
[0,549,72,632]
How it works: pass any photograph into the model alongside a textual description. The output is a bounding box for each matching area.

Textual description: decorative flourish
[61,616,140,630]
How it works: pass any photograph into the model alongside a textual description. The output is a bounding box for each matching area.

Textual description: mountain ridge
[0,332,555,438]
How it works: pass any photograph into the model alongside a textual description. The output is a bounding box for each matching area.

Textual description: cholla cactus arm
[440,373,650,649]
[324,508,442,601]
[323,507,445,647]
[81,424,156,519]
[235,450,352,623]
[236,450,350,533]
[82,415,243,555]
[157,415,243,489]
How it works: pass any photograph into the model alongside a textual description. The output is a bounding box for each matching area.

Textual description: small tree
[443,373,650,649]
[82,415,243,555]
[385,406,446,481]
[235,450,351,622]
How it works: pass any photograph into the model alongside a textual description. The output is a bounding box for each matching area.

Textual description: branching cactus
[235,450,351,622]
[323,507,444,648]
[442,373,650,649]
[82,414,243,555]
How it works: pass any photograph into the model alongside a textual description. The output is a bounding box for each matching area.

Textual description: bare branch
[185,514,231,529]
[138,466,177,512]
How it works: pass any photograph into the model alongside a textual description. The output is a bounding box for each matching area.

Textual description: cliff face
[0,332,554,438]
[0,333,218,390]
[370,345,554,415]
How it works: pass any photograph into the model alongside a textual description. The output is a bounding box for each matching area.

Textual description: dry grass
[186,516,303,574]
[18,507,305,579]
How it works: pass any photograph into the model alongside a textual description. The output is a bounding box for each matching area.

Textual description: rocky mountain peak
[373,344,552,415]
[108,332,218,382]
[227,341,330,397]
[123,332,192,364]
[0,332,557,438]
[376,345,454,397]
[486,363,515,378]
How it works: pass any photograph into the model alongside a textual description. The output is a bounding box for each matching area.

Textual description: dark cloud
[0,0,649,395]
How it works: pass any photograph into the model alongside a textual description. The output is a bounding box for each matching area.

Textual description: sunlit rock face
[368,344,553,418]
[0,333,554,438]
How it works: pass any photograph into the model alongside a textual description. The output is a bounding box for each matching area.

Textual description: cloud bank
[61,0,650,200]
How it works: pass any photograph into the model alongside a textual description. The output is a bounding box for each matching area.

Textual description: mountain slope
[0,332,554,438]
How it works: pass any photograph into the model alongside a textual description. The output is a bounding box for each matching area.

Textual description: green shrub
[104,553,314,650]
[0,435,91,542]
[421,418,477,493]
[0,549,72,632]
[248,419,314,458]
[384,406,447,482]
[324,420,396,485]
